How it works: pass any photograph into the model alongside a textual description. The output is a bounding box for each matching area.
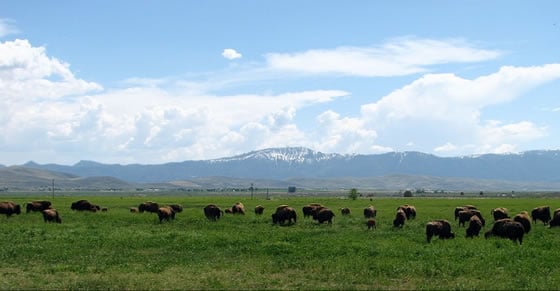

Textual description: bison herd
[2,199,560,245]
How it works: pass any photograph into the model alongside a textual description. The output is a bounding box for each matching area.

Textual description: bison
[458,209,485,227]
[549,208,560,228]
[71,200,100,212]
[254,205,265,215]
[397,204,416,220]
[363,205,377,218]
[315,208,335,224]
[454,205,478,221]
[204,204,223,221]
[0,201,21,217]
[157,206,176,223]
[168,204,183,213]
[485,218,524,244]
[513,211,531,233]
[42,209,61,223]
[138,201,159,213]
[231,202,245,215]
[426,219,455,242]
[531,206,551,225]
[366,218,376,230]
[130,207,139,213]
[340,207,350,216]
[272,205,297,225]
[393,209,406,228]
[25,200,52,213]
[302,203,322,218]
[466,215,483,238]
[491,207,510,221]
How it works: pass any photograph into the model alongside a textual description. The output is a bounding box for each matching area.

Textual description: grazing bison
[71,200,100,212]
[0,201,21,217]
[363,205,377,218]
[491,207,510,221]
[168,204,183,213]
[454,205,478,221]
[231,202,245,215]
[25,200,52,213]
[42,209,61,223]
[315,208,335,224]
[549,208,560,228]
[397,204,416,220]
[254,205,265,215]
[513,211,532,233]
[302,203,322,218]
[340,207,350,216]
[426,219,455,242]
[130,207,139,213]
[393,209,407,228]
[367,218,376,230]
[531,206,551,225]
[272,205,297,225]
[204,204,223,221]
[466,215,483,238]
[485,218,524,244]
[458,209,485,227]
[138,201,159,213]
[157,206,176,223]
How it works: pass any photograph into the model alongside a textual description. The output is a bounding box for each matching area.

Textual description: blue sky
[1,1,560,165]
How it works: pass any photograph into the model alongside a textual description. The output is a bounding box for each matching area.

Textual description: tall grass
[0,195,559,289]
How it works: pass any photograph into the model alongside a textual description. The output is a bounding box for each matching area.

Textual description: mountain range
[3,147,560,191]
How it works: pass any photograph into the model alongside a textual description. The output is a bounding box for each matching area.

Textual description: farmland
[1,193,560,290]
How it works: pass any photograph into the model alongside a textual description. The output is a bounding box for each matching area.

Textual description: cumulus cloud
[222,48,242,60]
[266,38,501,77]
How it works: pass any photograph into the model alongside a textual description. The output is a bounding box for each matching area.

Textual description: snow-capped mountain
[20,147,560,184]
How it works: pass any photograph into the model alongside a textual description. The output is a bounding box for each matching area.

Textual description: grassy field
[0,194,559,290]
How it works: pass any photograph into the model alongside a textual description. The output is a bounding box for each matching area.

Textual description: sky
[1,1,560,165]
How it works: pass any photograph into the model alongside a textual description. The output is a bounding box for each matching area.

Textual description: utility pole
[250,183,254,199]
[52,179,55,200]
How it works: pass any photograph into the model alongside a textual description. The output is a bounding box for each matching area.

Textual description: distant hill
[21,147,560,185]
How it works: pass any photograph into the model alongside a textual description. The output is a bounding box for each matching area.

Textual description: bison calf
[366,219,376,230]
[42,209,61,223]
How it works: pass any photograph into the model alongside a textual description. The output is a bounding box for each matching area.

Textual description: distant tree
[348,188,359,200]
[460,191,464,196]
[288,186,296,193]
[479,191,484,196]
[403,190,413,197]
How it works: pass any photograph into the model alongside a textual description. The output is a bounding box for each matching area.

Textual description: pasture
[1,194,560,290]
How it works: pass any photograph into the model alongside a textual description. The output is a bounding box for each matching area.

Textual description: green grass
[0,195,559,289]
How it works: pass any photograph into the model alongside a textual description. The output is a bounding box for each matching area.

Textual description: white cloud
[222,48,242,60]
[0,19,18,38]
[434,142,457,153]
[266,38,501,77]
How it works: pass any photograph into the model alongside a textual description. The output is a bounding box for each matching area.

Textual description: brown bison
[42,209,61,223]
[138,201,159,213]
[549,208,560,228]
[454,205,478,221]
[426,219,455,242]
[168,204,183,213]
[513,211,531,233]
[0,201,21,217]
[130,207,139,213]
[393,209,407,228]
[157,206,176,223]
[204,204,223,221]
[340,207,350,215]
[531,206,551,225]
[272,205,297,225]
[224,208,233,214]
[397,204,416,220]
[458,209,485,227]
[363,205,377,218]
[466,215,483,238]
[231,202,245,215]
[302,203,322,218]
[366,218,376,230]
[315,208,335,224]
[491,207,510,221]
[71,200,100,212]
[254,205,265,215]
[485,218,524,244]
[25,200,52,213]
